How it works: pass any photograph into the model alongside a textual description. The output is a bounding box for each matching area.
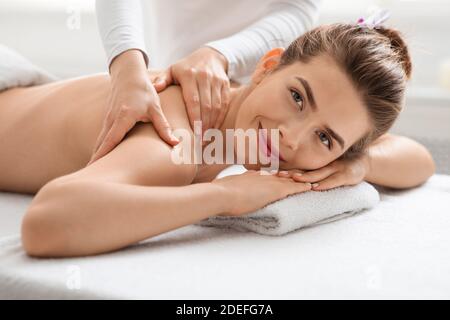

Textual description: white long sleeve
[205,0,322,81]
[95,0,148,69]
[95,0,322,80]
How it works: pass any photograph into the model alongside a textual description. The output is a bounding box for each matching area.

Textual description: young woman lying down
[0,23,435,257]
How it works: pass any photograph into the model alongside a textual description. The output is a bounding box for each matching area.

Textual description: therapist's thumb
[153,69,173,92]
[148,99,180,146]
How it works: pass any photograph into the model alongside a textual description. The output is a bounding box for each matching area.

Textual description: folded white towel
[196,166,380,236]
[0,44,55,92]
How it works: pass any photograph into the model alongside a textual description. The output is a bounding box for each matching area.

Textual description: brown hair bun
[376,27,412,79]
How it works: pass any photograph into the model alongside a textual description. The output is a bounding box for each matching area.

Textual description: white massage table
[1,171,450,299]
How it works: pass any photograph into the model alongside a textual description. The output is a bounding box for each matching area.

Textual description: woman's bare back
[0,75,112,193]
[0,74,216,194]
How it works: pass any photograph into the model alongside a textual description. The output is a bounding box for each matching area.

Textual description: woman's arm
[279,133,435,190]
[22,177,228,258]
[22,123,201,257]
[205,0,322,81]
[21,123,311,258]
[364,133,435,188]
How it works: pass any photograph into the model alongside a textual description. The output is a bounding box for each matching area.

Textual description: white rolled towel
[196,166,380,236]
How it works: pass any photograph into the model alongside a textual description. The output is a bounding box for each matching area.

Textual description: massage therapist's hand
[212,170,312,217]
[89,49,180,164]
[276,155,371,191]
[151,47,231,134]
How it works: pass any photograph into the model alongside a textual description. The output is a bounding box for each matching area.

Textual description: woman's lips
[258,122,285,162]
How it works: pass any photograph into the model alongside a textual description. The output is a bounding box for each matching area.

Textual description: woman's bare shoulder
[158,85,192,132]
[61,85,198,188]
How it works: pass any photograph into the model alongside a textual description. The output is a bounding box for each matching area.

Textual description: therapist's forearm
[205,0,321,80]
[96,0,149,68]
[203,46,229,74]
[364,134,435,188]
[110,49,148,78]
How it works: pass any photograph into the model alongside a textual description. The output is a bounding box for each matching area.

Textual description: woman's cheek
[296,152,332,171]
[252,86,282,115]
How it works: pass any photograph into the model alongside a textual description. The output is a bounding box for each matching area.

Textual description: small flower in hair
[357,9,391,29]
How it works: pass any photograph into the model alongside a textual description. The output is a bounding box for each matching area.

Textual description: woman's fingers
[292,164,338,183]
[254,172,312,199]
[311,172,348,191]
[283,178,312,196]
[267,172,311,194]
[277,169,304,180]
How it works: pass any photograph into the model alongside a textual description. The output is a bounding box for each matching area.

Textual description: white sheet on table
[0,174,449,299]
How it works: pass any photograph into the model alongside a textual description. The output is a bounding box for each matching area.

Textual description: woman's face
[234,53,372,171]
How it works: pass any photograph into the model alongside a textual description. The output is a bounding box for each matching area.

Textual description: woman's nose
[278,121,304,151]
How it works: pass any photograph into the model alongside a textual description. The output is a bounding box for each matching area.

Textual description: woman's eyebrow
[296,76,317,111]
[296,76,345,149]
[325,126,345,149]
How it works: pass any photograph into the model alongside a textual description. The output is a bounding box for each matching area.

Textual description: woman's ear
[251,47,285,84]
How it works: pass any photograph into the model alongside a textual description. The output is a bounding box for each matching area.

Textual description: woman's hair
[277,23,412,159]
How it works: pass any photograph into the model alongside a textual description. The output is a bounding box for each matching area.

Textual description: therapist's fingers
[179,72,202,132]
[147,98,180,146]
[91,110,113,155]
[152,68,173,92]
[209,79,222,130]
[197,71,212,133]
[88,105,136,164]
[214,81,231,129]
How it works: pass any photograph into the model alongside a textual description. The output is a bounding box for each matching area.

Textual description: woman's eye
[318,131,331,149]
[290,89,304,111]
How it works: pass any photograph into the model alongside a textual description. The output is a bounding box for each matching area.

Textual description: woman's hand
[212,170,312,216]
[151,47,231,134]
[89,50,180,164]
[277,155,371,191]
